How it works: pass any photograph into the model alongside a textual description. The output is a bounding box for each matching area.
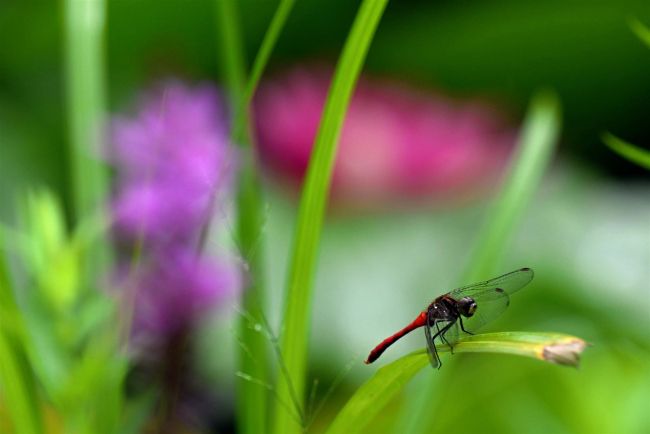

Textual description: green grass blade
[0,334,42,434]
[0,232,43,434]
[629,18,650,48]
[215,1,295,433]
[465,91,561,281]
[64,0,111,275]
[602,132,650,170]
[232,0,296,142]
[215,0,247,113]
[233,162,269,434]
[325,332,586,434]
[327,351,429,434]
[64,0,109,221]
[272,1,389,434]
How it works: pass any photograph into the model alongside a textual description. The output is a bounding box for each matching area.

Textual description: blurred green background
[1,1,649,433]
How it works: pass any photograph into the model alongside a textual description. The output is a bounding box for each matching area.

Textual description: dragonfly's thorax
[427,296,460,322]
[428,295,477,321]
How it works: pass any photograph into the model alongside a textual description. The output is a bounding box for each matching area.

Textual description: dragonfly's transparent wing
[424,317,455,369]
[450,268,534,298]
[424,317,440,369]
[445,268,532,333]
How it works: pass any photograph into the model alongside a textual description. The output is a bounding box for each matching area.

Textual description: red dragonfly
[365,268,534,369]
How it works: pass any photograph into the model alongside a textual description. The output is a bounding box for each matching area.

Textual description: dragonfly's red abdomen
[365,311,428,364]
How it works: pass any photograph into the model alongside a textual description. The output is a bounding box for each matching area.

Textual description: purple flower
[254,66,517,209]
[131,250,239,339]
[109,79,239,341]
[111,80,235,246]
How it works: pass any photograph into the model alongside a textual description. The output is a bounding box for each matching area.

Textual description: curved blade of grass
[272,1,389,434]
[602,132,650,170]
[398,91,562,434]
[629,18,650,48]
[326,332,586,434]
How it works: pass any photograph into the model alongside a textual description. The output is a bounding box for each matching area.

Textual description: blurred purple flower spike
[109,79,239,343]
[132,250,240,338]
[254,67,517,209]
[111,80,235,245]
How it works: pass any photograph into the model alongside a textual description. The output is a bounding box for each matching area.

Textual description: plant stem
[63,0,111,274]
[272,1,389,433]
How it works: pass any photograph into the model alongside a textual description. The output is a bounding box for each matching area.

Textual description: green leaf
[440,332,587,366]
[602,132,650,170]
[629,18,650,49]
[272,1,389,434]
[325,332,586,434]
[0,230,43,434]
[120,388,158,434]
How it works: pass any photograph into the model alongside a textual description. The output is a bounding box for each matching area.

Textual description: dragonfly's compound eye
[459,297,478,317]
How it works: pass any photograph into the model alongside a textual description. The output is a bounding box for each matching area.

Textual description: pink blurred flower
[254,67,516,209]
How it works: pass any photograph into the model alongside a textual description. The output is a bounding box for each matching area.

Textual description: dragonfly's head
[458,297,478,317]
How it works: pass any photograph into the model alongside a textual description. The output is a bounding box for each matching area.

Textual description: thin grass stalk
[272,1,389,433]
[215,3,268,434]
[215,1,296,432]
[232,0,296,142]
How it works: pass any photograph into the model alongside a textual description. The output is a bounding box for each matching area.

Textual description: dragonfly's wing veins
[424,316,440,369]
[459,291,510,333]
[450,268,534,298]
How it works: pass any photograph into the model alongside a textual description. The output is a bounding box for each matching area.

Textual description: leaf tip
[541,338,588,367]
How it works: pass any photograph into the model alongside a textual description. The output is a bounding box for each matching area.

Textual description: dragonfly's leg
[459,317,474,335]
[434,321,454,354]
[439,323,455,354]
[430,327,446,369]
[434,321,456,360]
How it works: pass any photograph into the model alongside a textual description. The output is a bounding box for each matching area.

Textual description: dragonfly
[365,268,534,369]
